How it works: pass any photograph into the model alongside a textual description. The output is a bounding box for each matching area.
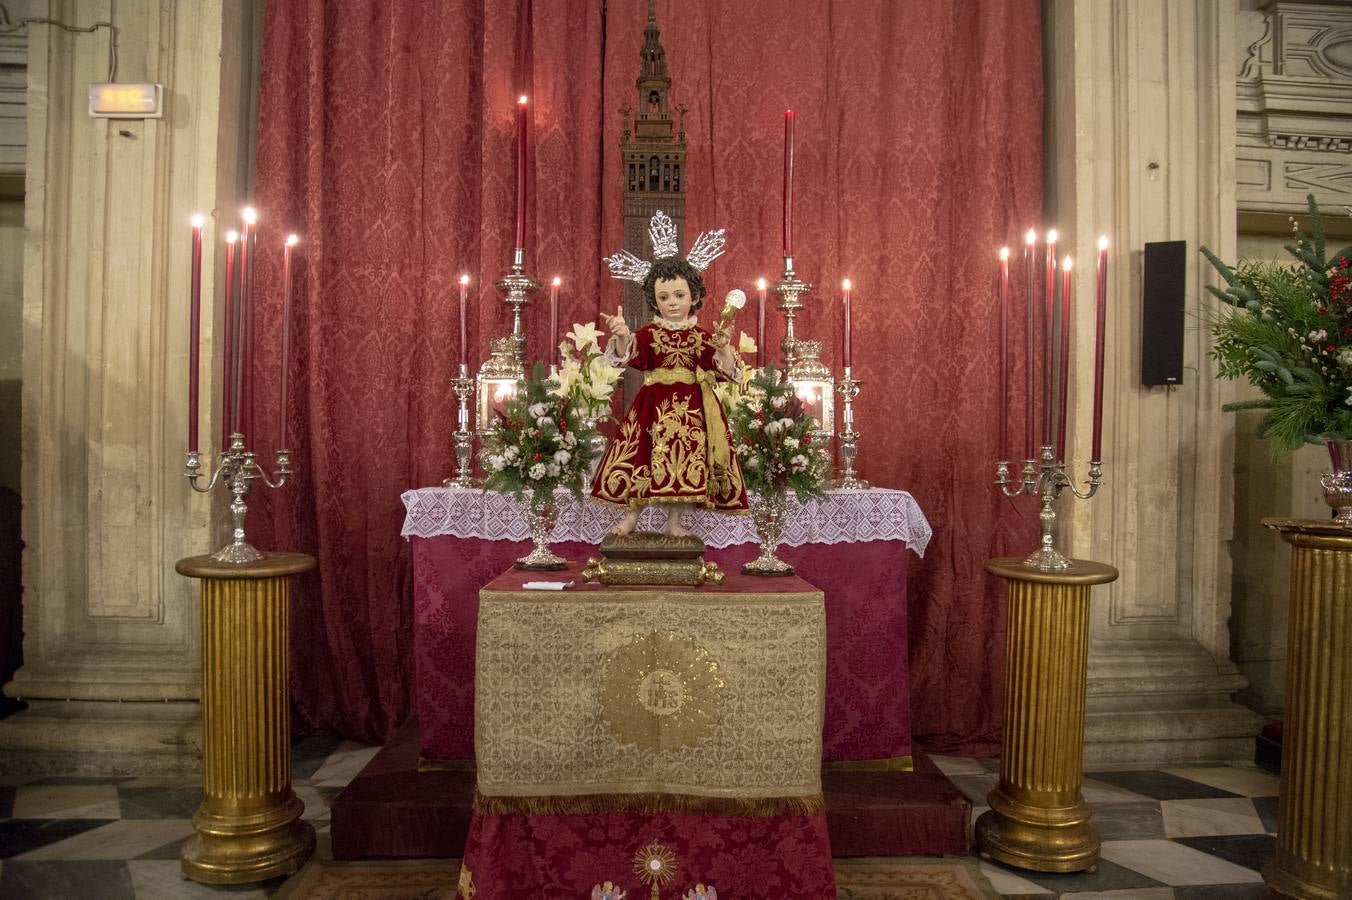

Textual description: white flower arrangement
[550,321,625,419]
[481,363,605,505]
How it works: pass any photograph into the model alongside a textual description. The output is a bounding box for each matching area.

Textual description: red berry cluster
[1333,257,1351,308]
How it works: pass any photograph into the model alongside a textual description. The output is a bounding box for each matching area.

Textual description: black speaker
[1141,240,1187,386]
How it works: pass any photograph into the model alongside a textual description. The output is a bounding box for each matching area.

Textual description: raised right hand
[604,305,630,340]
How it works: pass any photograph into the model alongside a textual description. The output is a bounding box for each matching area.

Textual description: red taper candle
[549,276,561,370]
[998,248,1010,461]
[1056,255,1073,462]
[1023,229,1037,459]
[1092,236,1109,461]
[1043,229,1058,447]
[188,214,204,453]
[842,278,853,369]
[237,208,258,441]
[222,231,238,450]
[280,234,297,449]
[515,96,529,252]
[783,109,795,259]
[458,274,470,371]
[756,278,767,369]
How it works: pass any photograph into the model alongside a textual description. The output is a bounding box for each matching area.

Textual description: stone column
[1045,0,1264,763]
[0,0,260,774]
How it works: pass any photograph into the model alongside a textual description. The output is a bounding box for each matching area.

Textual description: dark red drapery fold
[252,0,1042,752]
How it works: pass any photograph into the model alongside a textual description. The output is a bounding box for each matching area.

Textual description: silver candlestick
[186,433,293,564]
[831,368,869,489]
[996,445,1104,571]
[445,362,477,487]
[494,247,539,367]
[773,256,814,367]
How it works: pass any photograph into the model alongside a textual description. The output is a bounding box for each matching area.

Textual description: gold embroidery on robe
[590,323,748,511]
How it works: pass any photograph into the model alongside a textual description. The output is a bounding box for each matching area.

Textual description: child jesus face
[653,276,694,322]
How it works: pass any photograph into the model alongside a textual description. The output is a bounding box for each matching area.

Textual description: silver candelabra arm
[994,445,1106,572]
[251,449,293,490]
[183,433,294,564]
[994,457,1039,498]
[1062,459,1104,500]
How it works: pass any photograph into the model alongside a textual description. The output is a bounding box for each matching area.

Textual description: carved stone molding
[0,1,27,176]
[1237,1,1352,212]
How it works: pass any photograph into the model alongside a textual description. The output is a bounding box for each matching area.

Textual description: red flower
[1319,306,1329,315]
[803,434,812,445]
[1327,344,1337,354]
[533,453,542,462]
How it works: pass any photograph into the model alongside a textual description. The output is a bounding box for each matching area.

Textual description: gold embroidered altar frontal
[474,571,826,807]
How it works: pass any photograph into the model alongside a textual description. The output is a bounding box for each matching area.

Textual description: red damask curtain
[251,0,1042,753]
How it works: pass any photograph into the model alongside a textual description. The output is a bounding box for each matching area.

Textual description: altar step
[330,719,971,860]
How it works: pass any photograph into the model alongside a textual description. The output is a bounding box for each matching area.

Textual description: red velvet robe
[591,320,748,511]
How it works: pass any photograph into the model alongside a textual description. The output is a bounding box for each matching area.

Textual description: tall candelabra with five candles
[993,234,1112,570]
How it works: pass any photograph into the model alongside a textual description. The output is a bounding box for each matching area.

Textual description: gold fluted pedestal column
[175,553,316,885]
[1261,519,1352,900]
[976,558,1118,873]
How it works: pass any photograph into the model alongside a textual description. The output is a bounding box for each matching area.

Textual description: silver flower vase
[1322,439,1352,525]
[742,491,796,576]
[581,413,608,483]
[515,491,568,571]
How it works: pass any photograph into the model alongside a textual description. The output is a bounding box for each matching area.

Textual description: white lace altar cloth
[400,486,931,557]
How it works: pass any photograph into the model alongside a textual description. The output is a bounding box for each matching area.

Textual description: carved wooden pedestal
[175,553,315,884]
[1261,519,1352,900]
[977,558,1118,873]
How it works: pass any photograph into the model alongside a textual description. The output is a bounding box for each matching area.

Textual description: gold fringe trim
[474,788,824,817]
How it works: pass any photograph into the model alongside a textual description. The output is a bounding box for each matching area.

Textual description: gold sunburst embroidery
[633,840,679,892]
[601,632,724,751]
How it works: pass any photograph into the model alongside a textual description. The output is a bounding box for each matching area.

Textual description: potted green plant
[1203,194,1352,520]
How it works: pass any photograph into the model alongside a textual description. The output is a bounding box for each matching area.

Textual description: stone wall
[1228,0,1352,717]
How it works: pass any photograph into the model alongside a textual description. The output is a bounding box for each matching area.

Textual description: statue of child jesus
[592,222,749,537]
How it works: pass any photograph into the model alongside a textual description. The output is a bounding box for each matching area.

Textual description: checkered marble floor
[0,736,1281,898]
[930,754,1281,900]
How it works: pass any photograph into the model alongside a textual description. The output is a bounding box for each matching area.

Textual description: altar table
[403,485,931,763]
[457,563,836,899]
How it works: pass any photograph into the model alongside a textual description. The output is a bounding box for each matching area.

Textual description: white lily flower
[567,321,605,353]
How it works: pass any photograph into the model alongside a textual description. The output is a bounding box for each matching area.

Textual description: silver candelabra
[493,247,539,367]
[185,433,293,564]
[996,446,1103,571]
[445,363,478,487]
[831,367,869,489]
[773,256,813,368]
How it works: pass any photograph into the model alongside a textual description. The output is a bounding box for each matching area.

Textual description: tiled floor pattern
[0,737,1281,898]
[930,755,1281,899]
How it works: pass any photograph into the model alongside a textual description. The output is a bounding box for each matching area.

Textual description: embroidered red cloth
[413,539,910,763]
[591,322,748,512]
[458,809,836,899]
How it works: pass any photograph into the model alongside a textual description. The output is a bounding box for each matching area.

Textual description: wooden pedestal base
[1261,520,1352,900]
[176,553,316,885]
[977,558,1118,874]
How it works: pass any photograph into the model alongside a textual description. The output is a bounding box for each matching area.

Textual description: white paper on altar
[399,485,932,557]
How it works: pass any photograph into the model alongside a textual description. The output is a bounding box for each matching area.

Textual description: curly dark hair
[642,257,707,313]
